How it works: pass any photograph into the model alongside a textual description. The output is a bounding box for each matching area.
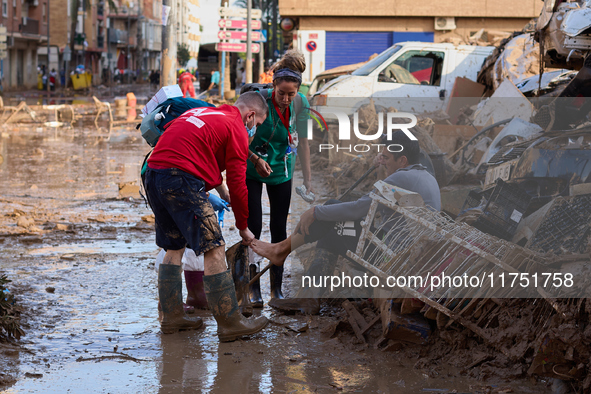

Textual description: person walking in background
[208,70,220,93]
[178,69,197,98]
[259,66,273,84]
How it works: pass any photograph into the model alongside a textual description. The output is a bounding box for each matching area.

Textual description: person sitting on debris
[144,91,269,341]
[251,131,441,314]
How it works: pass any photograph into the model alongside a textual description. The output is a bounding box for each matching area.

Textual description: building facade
[1,0,49,88]
[280,0,543,83]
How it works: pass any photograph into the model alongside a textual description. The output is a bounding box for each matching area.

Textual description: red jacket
[148,104,249,230]
[179,71,194,86]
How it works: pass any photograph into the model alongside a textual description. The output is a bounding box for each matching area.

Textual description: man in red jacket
[145,91,269,341]
[178,69,197,98]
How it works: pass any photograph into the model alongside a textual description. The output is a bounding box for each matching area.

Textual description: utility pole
[161,0,176,86]
[271,0,277,62]
[245,0,252,84]
[127,2,130,82]
[257,0,263,79]
[46,0,50,94]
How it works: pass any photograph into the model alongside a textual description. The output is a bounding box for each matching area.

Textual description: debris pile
[303,9,591,386]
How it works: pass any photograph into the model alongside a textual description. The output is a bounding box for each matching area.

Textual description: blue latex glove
[208,194,230,227]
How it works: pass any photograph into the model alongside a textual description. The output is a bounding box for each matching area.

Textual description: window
[2,0,7,17]
[42,4,46,23]
[378,50,445,86]
[352,45,401,77]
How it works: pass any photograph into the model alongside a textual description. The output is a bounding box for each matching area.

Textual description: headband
[273,68,302,83]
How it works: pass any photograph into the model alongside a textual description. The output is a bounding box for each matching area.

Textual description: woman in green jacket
[246,50,313,308]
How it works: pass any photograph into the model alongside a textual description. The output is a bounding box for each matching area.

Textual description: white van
[311,42,495,116]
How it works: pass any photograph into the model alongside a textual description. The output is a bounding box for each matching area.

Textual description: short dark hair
[235,91,269,118]
[383,130,420,165]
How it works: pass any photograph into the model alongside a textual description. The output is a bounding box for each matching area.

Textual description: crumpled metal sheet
[561,7,591,37]
[492,34,540,91]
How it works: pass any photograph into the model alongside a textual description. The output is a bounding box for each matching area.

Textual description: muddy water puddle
[0,128,551,393]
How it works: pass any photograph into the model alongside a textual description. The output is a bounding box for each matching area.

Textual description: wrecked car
[311,42,494,117]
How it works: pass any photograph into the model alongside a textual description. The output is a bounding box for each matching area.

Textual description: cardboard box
[141,84,183,116]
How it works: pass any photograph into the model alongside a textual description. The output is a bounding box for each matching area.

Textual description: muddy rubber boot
[268,248,337,315]
[249,264,263,308]
[158,301,194,321]
[185,270,208,309]
[204,270,268,342]
[159,264,203,334]
[269,264,285,300]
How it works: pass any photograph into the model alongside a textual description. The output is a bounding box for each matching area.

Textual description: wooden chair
[92,96,113,128]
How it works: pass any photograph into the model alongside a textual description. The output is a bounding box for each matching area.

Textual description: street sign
[306,41,317,52]
[218,19,262,29]
[218,31,262,41]
[0,26,6,34]
[0,43,6,50]
[218,7,262,19]
[0,50,6,59]
[63,46,72,62]
[215,42,260,53]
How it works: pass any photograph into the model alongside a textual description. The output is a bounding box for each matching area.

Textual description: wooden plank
[342,300,368,343]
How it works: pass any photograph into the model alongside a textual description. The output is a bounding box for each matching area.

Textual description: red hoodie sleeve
[225,120,249,230]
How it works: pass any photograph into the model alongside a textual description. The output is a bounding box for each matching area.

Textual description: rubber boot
[249,264,264,308]
[159,264,203,334]
[185,270,208,309]
[269,264,285,300]
[268,248,338,315]
[204,270,268,342]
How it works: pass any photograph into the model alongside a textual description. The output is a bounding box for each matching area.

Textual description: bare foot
[251,240,289,266]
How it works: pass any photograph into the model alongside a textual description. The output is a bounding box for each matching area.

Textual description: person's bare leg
[251,231,306,266]
[203,245,227,275]
[162,248,185,266]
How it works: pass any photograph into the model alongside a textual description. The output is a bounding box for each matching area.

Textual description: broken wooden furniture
[92,96,114,128]
[1,96,37,125]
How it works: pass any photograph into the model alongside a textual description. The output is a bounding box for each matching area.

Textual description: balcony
[20,18,39,35]
[97,35,104,48]
[109,28,127,44]
[97,4,104,16]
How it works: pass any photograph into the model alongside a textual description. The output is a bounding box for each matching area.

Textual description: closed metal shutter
[325,32,393,69]
[325,31,435,70]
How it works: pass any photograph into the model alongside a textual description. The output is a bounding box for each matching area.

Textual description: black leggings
[246,178,292,243]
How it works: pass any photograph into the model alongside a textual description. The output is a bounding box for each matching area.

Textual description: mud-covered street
[0,126,555,393]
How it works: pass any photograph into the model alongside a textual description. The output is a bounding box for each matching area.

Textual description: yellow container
[71,73,88,90]
[37,74,43,90]
[70,73,92,90]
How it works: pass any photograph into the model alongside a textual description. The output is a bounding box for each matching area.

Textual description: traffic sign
[218,31,263,41]
[0,50,6,59]
[218,19,262,29]
[218,7,262,19]
[216,42,260,53]
[306,41,317,52]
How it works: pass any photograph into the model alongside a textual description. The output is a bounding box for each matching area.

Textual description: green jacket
[246,91,310,185]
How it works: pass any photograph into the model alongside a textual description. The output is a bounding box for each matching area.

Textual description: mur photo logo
[306,110,418,153]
